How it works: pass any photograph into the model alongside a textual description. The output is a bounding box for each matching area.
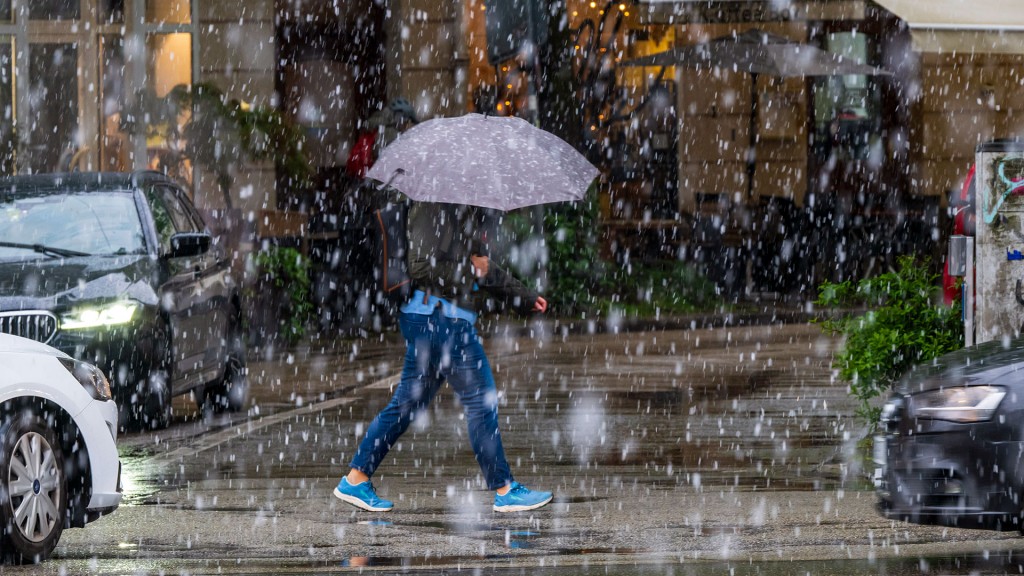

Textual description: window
[100,35,127,171]
[0,192,145,257]
[0,39,12,173]
[100,0,125,23]
[147,185,198,254]
[27,43,79,173]
[93,3,194,174]
[146,0,190,24]
[29,0,79,20]
[1,1,195,176]
[148,33,192,98]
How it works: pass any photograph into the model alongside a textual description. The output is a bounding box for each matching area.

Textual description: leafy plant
[251,246,312,346]
[603,260,717,317]
[122,83,312,209]
[542,185,717,317]
[815,256,963,425]
[543,185,610,312]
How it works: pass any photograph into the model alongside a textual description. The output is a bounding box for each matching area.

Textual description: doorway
[807,21,895,284]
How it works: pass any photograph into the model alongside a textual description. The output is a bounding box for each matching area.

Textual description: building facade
[7,0,1022,288]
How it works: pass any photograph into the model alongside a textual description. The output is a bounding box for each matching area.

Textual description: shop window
[147,0,190,24]
[0,1,9,22]
[29,0,80,20]
[26,43,78,173]
[98,30,195,175]
[145,32,192,178]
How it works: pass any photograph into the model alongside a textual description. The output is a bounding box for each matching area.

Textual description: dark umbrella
[366,113,599,211]
[621,28,891,200]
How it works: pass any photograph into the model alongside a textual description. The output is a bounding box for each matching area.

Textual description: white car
[0,333,121,563]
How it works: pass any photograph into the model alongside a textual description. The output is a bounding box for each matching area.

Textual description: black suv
[0,171,247,429]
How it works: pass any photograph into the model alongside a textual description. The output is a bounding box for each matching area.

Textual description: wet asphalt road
[16,320,1024,574]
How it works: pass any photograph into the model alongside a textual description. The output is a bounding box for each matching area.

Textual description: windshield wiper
[0,241,91,258]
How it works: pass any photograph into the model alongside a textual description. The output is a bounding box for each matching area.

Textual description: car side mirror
[167,232,211,259]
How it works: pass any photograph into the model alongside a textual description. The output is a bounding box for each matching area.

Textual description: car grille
[0,311,58,344]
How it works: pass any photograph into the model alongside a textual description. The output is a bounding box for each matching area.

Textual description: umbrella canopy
[366,113,600,211]
[621,29,891,199]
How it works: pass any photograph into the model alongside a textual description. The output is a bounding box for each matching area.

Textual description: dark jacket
[407,203,538,317]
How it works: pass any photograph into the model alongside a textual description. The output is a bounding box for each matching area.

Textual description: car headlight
[912,386,1006,423]
[58,357,112,402]
[61,300,139,330]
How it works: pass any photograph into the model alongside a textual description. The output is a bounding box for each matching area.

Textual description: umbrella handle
[383,168,406,189]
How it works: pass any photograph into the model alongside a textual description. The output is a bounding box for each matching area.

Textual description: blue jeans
[349,308,513,490]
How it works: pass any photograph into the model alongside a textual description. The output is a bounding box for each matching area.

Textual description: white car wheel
[0,412,66,564]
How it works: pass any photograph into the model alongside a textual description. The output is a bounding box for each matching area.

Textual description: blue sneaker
[334,477,394,512]
[493,482,552,512]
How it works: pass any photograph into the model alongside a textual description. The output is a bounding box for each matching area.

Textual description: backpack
[346,130,377,178]
[366,189,412,325]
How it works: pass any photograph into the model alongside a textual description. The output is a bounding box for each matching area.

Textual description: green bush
[543,187,717,317]
[543,187,610,313]
[815,256,963,425]
[251,246,312,346]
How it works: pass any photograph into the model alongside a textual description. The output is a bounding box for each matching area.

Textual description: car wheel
[141,318,173,430]
[0,412,67,564]
[120,320,173,431]
[142,369,172,430]
[204,326,248,414]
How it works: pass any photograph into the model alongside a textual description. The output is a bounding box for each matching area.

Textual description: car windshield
[0,191,146,259]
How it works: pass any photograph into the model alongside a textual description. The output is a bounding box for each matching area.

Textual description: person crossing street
[334,202,553,513]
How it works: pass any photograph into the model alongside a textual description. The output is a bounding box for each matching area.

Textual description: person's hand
[532,296,548,313]
[470,255,489,278]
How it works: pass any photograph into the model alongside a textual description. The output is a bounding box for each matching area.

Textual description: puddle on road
[324,551,1024,576]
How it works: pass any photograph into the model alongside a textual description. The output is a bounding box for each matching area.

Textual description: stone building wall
[916,52,1024,199]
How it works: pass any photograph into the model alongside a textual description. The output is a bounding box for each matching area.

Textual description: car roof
[0,171,177,194]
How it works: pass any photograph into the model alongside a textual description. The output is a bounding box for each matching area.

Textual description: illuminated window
[0,0,196,175]
[148,33,192,97]
[146,0,191,24]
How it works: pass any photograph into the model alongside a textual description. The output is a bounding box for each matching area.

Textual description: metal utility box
[948,235,971,277]
[974,139,1024,344]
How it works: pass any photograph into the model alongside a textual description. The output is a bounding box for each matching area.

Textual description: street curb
[481,307,819,338]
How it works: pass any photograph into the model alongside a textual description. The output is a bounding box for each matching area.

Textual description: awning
[872,0,1024,54]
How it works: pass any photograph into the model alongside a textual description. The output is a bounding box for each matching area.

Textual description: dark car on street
[0,171,247,429]
[875,338,1024,531]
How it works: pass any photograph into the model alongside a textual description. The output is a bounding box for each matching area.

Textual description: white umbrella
[366,113,599,211]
